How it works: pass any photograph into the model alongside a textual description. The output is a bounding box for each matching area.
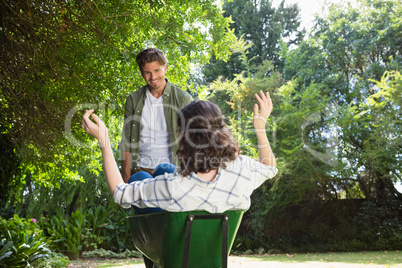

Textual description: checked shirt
[113,155,278,213]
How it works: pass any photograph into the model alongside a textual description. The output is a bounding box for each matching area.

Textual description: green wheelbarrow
[128,210,245,268]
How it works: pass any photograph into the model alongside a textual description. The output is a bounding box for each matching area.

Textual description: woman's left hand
[81,109,109,146]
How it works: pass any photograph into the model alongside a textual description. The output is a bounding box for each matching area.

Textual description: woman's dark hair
[176,100,240,177]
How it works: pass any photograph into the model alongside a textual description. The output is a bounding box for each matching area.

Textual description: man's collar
[144,79,170,99]
[162,79,171,97]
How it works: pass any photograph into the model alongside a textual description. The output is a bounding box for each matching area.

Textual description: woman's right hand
[253,91,273,130]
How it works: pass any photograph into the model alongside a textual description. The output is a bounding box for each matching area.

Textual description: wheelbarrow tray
[128,210,244,268]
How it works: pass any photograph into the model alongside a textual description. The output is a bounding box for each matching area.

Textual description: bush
[42,210,86,258]
[244,198,402,252]
[331,200,402,251]
[31,252,70,268]
[41,206,136,258]
[0,215,54,268]
[82,248,142,258]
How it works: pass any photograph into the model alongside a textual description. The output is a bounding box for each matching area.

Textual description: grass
[237,251,402,266]
[67,251,402,267]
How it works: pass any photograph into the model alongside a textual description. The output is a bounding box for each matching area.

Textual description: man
[119,48,192,268]
[120,48,192,183]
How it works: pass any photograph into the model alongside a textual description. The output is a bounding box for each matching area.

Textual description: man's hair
[176,101,240,177]
[136,48,167,71]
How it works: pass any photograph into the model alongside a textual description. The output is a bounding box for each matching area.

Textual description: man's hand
[253,91,273,130]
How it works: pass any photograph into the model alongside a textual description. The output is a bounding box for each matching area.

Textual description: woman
[81,91,277,213]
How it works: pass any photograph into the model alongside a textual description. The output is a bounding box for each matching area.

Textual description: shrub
[31,252,70,268]
[82,248,142,258]
[0,215,53,268]
[42,210,86,258]
[41,206,136,258]
[245,199,402,252]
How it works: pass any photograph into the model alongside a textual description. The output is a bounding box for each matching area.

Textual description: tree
[202,0,304,83]
[200,0,402,251]
[279,0,402,202]
[0,0,236,215]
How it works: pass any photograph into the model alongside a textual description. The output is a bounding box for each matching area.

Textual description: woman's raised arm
[81,109,124,194]
[253,91,276,167]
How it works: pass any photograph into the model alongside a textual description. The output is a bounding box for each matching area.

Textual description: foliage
[1,207,138,261]
[279,0,402,202]
[30,252,70,268]
[2,0,402,256]
[17,152,115,220]
[0,0,237,209]
[41,206,135,258]
[239,199,402,252]
[0,130,22,218]
[199,0,402,253]
[337,70,402,201]
[202,0,304,83]
[0,215,53,268]
[250,63,402,253]
[330,200,402,251]
[82,248,141,259]
[0,0,235,257]
[242,0,402,252]
[97,208,135,253]
[42,210,86,258]
[199,38,284,157]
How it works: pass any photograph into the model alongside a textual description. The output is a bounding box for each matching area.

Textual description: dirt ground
[67,256,402,268]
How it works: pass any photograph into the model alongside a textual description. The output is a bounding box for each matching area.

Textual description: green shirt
[120,80,193,173]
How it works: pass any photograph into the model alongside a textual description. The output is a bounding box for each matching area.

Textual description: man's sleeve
[119,96,132,152]
[180,90,193,108]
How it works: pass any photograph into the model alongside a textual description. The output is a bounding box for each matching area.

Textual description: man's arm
[253,91,277,167]
[121,151,132,183]
[120,94,135,183]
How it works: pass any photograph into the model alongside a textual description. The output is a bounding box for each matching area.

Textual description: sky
[282,0,325,30]
[273,0,356,31]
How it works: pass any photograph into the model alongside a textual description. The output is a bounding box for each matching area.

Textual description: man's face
[141,61,167,91]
